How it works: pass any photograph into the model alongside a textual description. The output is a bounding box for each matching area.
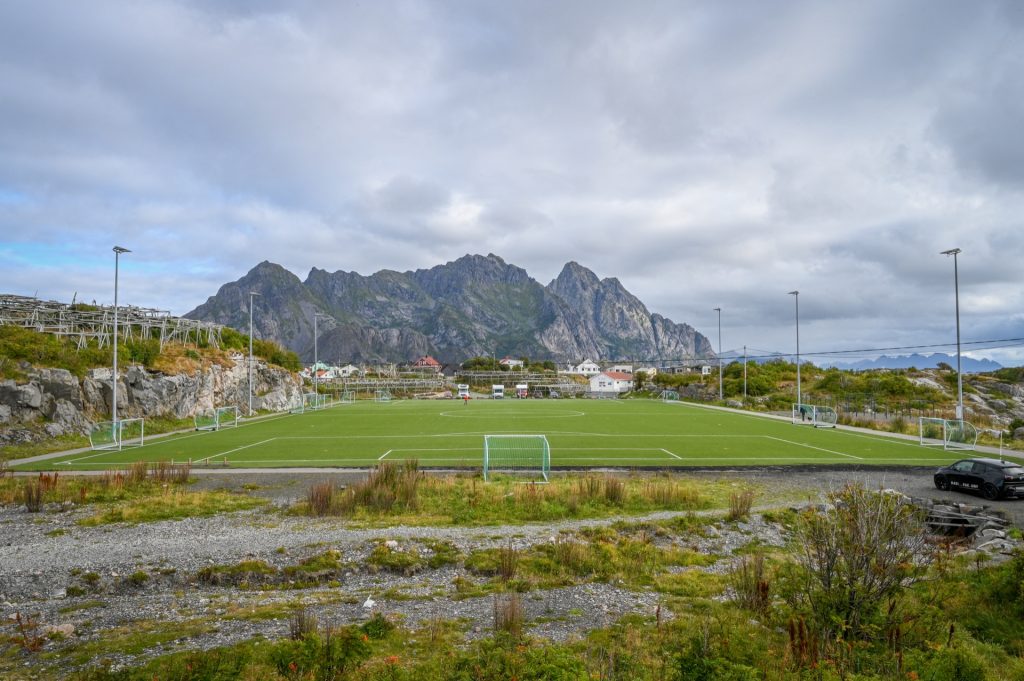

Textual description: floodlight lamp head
[788,290,799,296]
[113,246,131,254]
[713,307,721,312]
[249,291,261,297]
[940,248,961,257]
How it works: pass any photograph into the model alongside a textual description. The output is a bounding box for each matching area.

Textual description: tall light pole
[248,291,260,416]
[713,307,723,401]
[111,246,131,432]
[788,291,800,408]
[743,345,747,401]
[941,248,964,420]
[313,312,329,395]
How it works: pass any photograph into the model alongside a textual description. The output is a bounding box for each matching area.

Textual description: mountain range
[185,254,714,365]
[823,353,1002,373]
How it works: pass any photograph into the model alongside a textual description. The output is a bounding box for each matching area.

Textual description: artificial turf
[14,398,1009,472]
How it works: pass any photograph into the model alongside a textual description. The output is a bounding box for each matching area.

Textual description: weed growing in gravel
[366,542,423,575]
[493,593,524,638]
[726,489,756,521]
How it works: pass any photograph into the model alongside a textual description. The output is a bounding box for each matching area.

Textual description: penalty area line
[764,436,862,460]
[662,448,682,460]
[194,438,277,464]
[378,450,391,461]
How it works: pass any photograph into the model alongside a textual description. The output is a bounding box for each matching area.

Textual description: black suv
[934,458,1024,500]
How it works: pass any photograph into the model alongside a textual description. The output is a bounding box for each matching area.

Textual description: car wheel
[981,483,999,501]
[935,476,950,491]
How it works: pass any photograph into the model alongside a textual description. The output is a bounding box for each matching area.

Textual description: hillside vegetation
[0,325,300,382]
[648,360,1024,446]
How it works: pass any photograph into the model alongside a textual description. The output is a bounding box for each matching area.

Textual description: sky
[2,0,1023,365]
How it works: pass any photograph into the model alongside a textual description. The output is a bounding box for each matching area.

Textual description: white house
[589,371,634,394]
[574,359,601,376]
[608,364,633,374]
[635,367,658,377]
[499,357,524,369]
[337,364,361,378]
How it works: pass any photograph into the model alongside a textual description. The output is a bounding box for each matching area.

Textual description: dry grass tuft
[727,489,755,521]
[493,593,524,638]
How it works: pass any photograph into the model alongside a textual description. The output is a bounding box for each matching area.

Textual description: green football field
[16,398,1012,472]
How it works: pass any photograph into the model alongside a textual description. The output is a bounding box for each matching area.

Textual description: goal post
[483,434,551,482]
[90,418,145,451]
[792,403,838,428]
[659,390,679,403]
[216,406,240,428]
[919,417,978,451]
[375,389,392,403]
[194,409,218,431]
[338,391,354,405]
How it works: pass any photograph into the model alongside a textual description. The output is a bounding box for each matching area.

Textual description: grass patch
[77,489,266,526]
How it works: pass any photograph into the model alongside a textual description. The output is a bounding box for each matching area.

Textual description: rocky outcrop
[0,360,301,448]
[186,254,713,365]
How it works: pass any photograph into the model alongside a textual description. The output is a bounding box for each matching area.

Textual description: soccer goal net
[194,409,218,431]
[483,434,551,482]
[216,406,240,428]
[792,403,838,428]
[919,417,978,451]
[660,390,680,402]
[89,418,146,451]
[338,391,354,405]
[375,390,392,403]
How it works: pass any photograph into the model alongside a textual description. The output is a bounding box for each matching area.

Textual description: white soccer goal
[216,406,240,428]
[194,409,218,431]
[792,403,838,428]
[338,391,354,405]
[89,418,146,451]
[919,417,978,451]
[483,434,551,482]
[375,389,392,403]
[660,390,680,402]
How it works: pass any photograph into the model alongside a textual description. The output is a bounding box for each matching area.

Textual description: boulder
[1013,427,1024,441]
[36,368,82,407]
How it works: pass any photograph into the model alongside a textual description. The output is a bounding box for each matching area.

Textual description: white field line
[764,436,862,460]
[195,438,277,464]
[662,448,682,460]
[378,450,391,461]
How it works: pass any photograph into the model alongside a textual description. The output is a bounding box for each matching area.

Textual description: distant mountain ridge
[185,254,714,364]
[825,353,1002,373]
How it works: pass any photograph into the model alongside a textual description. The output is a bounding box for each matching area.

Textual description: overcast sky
[2,0,1023,364]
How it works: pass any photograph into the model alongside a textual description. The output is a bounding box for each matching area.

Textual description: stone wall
[0,360,301,446]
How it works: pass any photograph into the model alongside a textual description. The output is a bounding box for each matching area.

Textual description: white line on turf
[194,438,277,464]
[764,436,862,460]
[662,448,682,460]
[378,450,391,460]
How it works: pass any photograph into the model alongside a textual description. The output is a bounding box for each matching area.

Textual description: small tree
[788,485,929,648]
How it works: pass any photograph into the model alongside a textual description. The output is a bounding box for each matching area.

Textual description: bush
[789,485,929,645]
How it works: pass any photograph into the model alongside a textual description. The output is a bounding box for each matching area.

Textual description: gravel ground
[2,467,1021,673]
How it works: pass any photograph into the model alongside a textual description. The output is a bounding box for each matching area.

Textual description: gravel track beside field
[1,467,1021,673]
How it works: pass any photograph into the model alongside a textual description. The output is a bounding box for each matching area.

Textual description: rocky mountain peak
[187,255,712,365]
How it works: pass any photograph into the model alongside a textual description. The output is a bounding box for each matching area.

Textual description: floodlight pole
[713,307,722,401]
[788,291,800,408]
[313,312,328,395]
[743,345,747,400]
[941,248,963,420]
[111,246,131,428]
[248,291,260,416]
